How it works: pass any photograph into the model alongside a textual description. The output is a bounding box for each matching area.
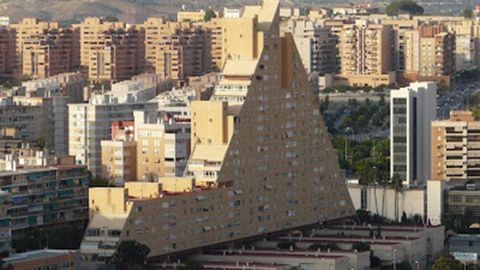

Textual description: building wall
[0,26,15,76]
[390,82,437,187]
[0,166,89,233]
[431,111,480,181]
[101,140,137,185]
[81,0,355,259]
[347,184,425,221]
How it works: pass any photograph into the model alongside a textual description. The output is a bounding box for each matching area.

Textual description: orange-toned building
[431,111,480,181]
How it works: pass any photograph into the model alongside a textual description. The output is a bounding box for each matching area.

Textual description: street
[437,81,480,119]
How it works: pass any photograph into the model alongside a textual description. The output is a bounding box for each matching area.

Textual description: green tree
[203,9,217,22]
[386,0,424,16]
[431,254,463,270]
[176,258,203,270]
[463,9,474,18]
[110,240,150,270]
[352,242,370,251]
[277,241,296,250]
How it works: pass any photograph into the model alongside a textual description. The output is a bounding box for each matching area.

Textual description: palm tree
[358,161,379,215]
[390,173,403,221]
[371,165,380,216]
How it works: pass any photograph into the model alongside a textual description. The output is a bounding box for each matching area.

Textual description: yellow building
[81,0,354,261]
[338,21,395,86]
[177,10,208,22]
[21,28,80,79]
[74,18,144,81]
[101,140,137,186]
[134,110,190,181]
[431,111,480,181]
[9,18,64,78]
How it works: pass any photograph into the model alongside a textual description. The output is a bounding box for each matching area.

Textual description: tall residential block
[20,27,80,79]
[74,18,144,81]
[404,24,456,80]
[338,21,395,86]
[134,110,190,181]
[0,26,15,76]
[431,111,480,181]
[155,26,211,81]
[81,0,354,260]
[9,18,64,78]
[68,80,157,176]
[280,18,339,74]
[101,140,137,186]
[390,82,437,187]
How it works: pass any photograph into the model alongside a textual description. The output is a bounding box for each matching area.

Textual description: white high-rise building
[68,81,157,176]
[390,82,437,187]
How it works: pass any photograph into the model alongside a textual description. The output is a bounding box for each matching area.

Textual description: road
[437,81,480,119]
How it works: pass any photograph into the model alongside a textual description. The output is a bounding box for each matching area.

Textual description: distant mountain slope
[0,0,257,23]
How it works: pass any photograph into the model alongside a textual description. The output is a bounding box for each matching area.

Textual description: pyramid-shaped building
[81,0,354,260]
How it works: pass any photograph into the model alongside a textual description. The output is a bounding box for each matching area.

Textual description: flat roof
[4,249,77,264]
[191,144,228,162]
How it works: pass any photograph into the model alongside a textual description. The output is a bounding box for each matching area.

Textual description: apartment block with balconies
[432,111,480,181]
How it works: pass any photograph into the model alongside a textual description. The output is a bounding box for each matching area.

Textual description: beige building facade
[431,111,480,181]
[81,0,354,261]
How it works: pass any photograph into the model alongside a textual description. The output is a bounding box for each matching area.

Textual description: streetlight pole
[462,261,467,270]
[415,260,419,270]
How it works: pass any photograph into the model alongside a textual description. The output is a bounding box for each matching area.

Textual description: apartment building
[134,110,190,181]
[390,82,437,187]
[156,27,211,81]
[3,249,78,270]
[111,120,135,141]
[68,80,157,176]
[0,191,10,254]
[402,24,456,83]
[9,18,63,77]
[204,18,223,71]
[428,179,480,227]
[0,26,15,76]
[100,120,137,185]
[280,18,339,74]
[101,140,137,186]
[20,27,80,79]
[338,21,395,86]
[0,96,54,150]
[74,17,144,81]
[177,10,208,22]
[0,161,89,235]
[80,0,354,260]
[431,111,480,181]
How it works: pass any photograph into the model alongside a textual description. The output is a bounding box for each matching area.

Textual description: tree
[386,0,424,16]
[431,254,463,270]
[277,240,296,250]
[176,258,203,270]
[352,242,370,251]
[390,173,403,221]
[463,9,474,18]
[203,9,217,22]
[110,240,150,270]
[104,15,119,22]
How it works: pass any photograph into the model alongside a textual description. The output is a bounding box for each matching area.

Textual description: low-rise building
[0,157,89,238]
[3,249,79,270]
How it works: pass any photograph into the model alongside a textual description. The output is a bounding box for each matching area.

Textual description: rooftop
[3,249,77,264]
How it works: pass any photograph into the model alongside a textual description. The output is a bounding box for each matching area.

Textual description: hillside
[0,0,258,23]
